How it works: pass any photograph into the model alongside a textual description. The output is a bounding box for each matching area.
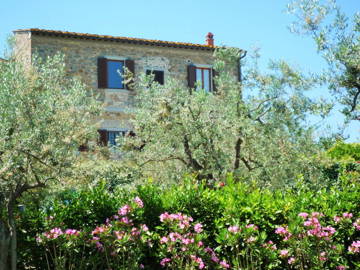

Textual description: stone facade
[13,29,240,134]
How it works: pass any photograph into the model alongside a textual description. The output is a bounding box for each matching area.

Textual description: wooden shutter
[97,129,108,146]
[125,59,135,90]
[212,68,218,93]
[98,58,108,88]
[78,143,89,152]
[187,65,196,88]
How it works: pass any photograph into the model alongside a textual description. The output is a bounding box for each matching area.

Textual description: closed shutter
[98,129,108,146]
[78,143,89,152]
[98,58,108,88]
[187,65,196,88]
[125,59,135,90]
[212,68,218,93]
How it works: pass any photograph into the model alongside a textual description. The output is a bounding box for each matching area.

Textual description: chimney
[206,32,214,46]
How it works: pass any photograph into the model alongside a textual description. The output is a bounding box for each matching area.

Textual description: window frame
[195,66,212,92]
[98,128,129,147]
[146,69,165,85]
[98,56,134,90]
[105,59,125,90]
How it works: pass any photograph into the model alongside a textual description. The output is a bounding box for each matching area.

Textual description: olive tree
[288,0,360,121]
[0,54,100,270]
[119,48,329,186]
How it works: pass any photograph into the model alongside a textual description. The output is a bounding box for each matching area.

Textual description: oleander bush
[17,173,360,269]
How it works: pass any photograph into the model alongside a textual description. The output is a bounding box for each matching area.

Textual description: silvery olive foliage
[288,0,360,121]
[0,53,100,269]
[119,47,329,187]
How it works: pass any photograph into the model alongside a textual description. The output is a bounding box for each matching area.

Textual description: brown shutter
[78,143,89,152]
[212,68,218,93]
[187,65,196,88]
[125,59,135,90]
[98,58,108,88]
[98,129,108,146]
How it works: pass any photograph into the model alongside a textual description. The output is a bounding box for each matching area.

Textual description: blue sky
[1,0,359,141]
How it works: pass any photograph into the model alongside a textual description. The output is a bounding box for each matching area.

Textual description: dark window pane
[107,61,124,89]
[108,131,121,146]
[146,70,164,85]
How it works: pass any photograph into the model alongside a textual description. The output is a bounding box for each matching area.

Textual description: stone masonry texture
[14,30,239,130]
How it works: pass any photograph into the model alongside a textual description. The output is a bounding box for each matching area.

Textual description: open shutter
[187,65,196,88]
[98,58,107,88]
[212,68,218,93]
[125,59,135,90]
[98,129,108,146]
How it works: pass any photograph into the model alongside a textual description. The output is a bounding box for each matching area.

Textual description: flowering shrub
[217,222,280,269]
[37,196,150,270]
[273,212,360,270]
[156,212,229,269]
[19,177,360,269]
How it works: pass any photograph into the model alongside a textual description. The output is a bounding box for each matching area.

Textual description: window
[98,130,127,146]
[98,58,135,90]
[195,67,211,92]
[146,70,164,85]
[107,60,124,89]
[187,65,213,92]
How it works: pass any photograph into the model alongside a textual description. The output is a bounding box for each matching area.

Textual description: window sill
[102,88,132,93]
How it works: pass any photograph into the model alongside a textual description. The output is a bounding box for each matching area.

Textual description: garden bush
[17,174,360,269]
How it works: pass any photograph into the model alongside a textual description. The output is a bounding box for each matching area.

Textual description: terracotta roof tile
[14,28,219,51]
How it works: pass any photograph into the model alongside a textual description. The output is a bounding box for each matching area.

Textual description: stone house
[13,28,242,146]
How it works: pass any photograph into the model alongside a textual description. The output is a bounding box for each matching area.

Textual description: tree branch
[183,135,203,171]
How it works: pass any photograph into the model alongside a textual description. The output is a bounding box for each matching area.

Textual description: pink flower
[198,241,203,247]
[246,236,256,243]
[228,225,240,233]
[219,260,230,268]
[169,232,181,242]
[280,249,289,257]
[65,229,80,236]
[118,205,131,216]
[141,224,149,232]
[43,227,63,239]
[120,217,132,224]
[353,219,360,230]
[181,238,193,245]
[336,266,347,270]
[134,196,144,208]
[275,226,288,235]
[246,224,258,230]
[194,223,203,233]
[342,212,353,219]
[160,236,168,244]
[288,257,295,264]
[114,231,124,240]
[319,251,327,261]
[311,212,323,217]
[160,258,171,266]
[334,216,342,223]
[298,212,309,218]
[348,241,360,253]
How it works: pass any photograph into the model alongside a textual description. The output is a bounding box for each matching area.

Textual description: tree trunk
[7,201,17,270]
[0,220,10,270]
[9,217,16,270]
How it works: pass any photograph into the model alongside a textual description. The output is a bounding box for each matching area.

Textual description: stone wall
[14,31,32,67]
[15,33,238,130]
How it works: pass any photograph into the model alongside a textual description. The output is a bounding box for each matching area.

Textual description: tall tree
[119,48,328,186]
[0,54,100,270]
[288,0,360,121]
